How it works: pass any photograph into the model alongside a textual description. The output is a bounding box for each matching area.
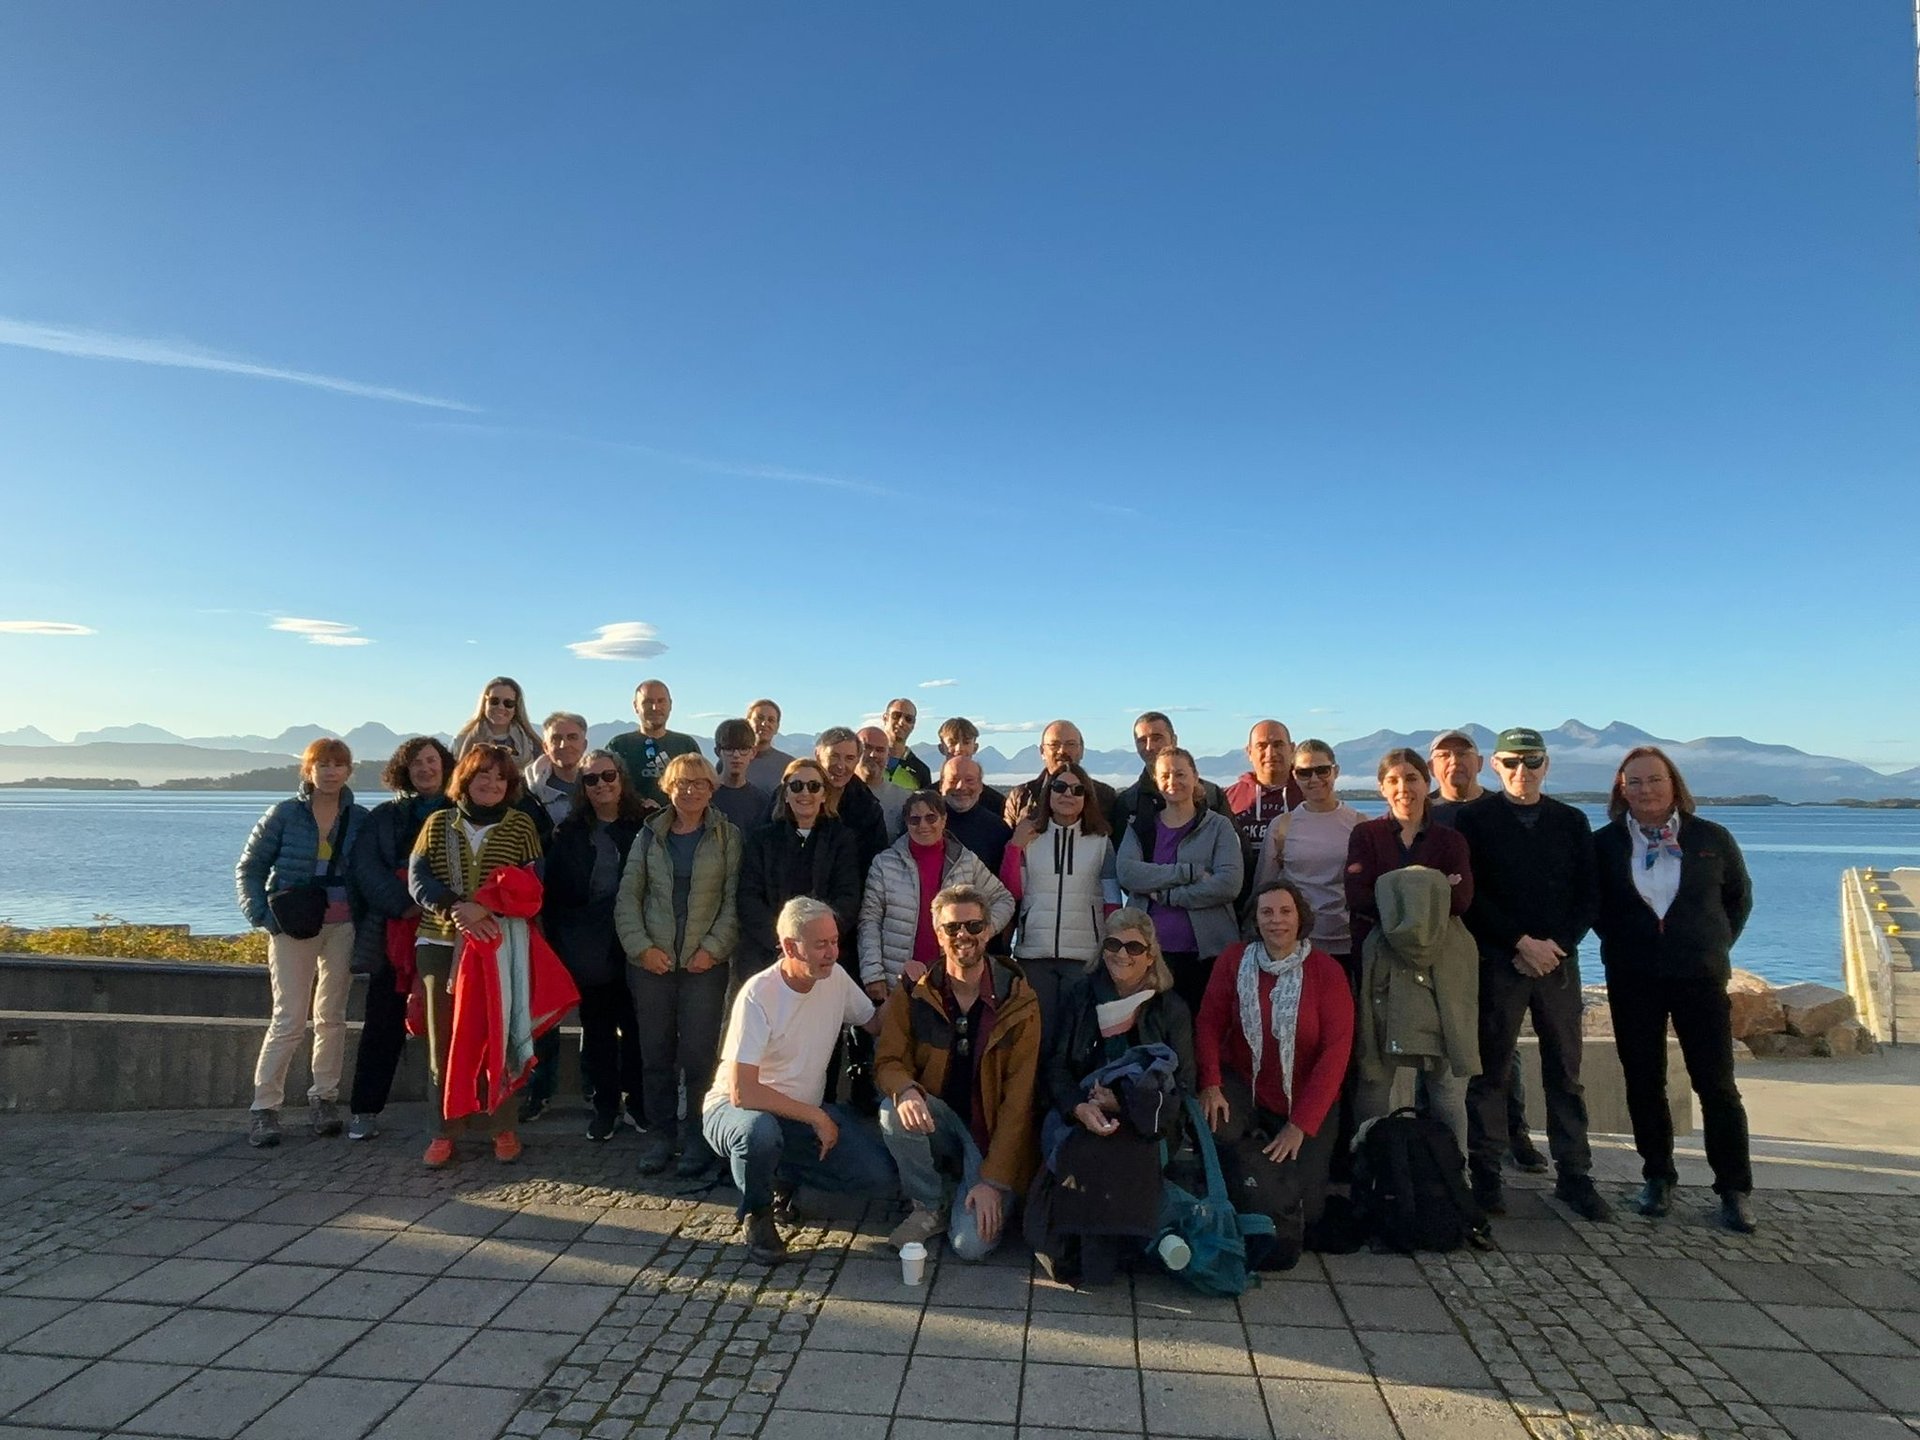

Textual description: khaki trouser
[251,921,355,1111]
[417,942,514,1138]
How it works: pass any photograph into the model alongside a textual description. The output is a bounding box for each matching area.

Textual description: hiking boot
[771,1181,801,1229]
[309,1098,343,1137]
[346,1113,379,1142]
[1633,1179,1673,1217]
[248,1109,282,1149]
[636,1134,675,1176]
[742,1209,789,1265]
[1508,1134,1549,1174]
[517,1094,550,1124]
[586,1110,619,1143]
[1555,1174,1614,1223]
[674,1141,715,1180]
[1470,1171,1505,1217]
[494,1131,523,1164]
[1718,1193,1758,1234]
[422,1137,456,1168]
[888,1205,945,1250]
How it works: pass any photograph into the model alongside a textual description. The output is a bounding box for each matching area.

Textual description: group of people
[235,678,1761,1277]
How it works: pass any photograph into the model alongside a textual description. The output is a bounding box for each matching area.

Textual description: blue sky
[2,4,1916,765]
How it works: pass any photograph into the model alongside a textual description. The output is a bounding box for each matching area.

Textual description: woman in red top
[1196,878,1354,1230]
[1344,748,1473,956]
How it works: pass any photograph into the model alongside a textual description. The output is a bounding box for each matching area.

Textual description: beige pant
[418,942,514,1138]
[251,921,355,1111]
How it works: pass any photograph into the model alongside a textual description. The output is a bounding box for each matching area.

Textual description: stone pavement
[2,1104,1918,1440]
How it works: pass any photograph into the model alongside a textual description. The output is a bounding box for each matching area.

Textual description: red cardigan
[1194,943,1352,1135]
[1344,818,1472,957]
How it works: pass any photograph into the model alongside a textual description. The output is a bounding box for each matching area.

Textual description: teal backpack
[1156,1097,1277,1297]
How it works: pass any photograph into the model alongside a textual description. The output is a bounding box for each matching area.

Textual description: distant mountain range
[1,718,1916,802]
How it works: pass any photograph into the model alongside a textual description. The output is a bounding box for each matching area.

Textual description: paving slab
[910,1304,1023,1360]
[1260,1377,1398,1440]
[804,1297,924,1353]
[1651,1296,1804,1349]
[208,1314,369,1372]
[1358,1329,1492,1387]
[1141,1368,1271,1438]
[1379,1384,1529,1440]
[1707,1346,1877,1410]
[12,1359,194,1430]
[1245,1324,1369,1383]
[198,1263,337,1313]
[8,1252,157,1300]
[1761,1301,1917,1355]
[233,1375,413,1440]
[775,1349,905,1415]
[105,1258,248,1306]
[759,1414,889,1440]
[11,1301,173,1357]
[122,1365,302,1439]
[1829,1351,1920,1411]
[0,1354,86,1417]
[361,1381,522,1440]
[290,1269,429,1321]
[1238,1280,1346,1328]
[324,1320,474,1381]
[1020,1360,1143,1432]
[1136,1318,1253,1375]
[112,1310,270,1366]
[431,1327,573,1388]
[0,1299,78,1349]
[181,1223,309,1264]
[896,1354,1021,1424]
[1337,1282,1456,1333]
[1025,1311,1135,1368]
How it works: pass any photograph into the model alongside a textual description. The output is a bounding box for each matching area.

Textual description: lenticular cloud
[568,622,668,662]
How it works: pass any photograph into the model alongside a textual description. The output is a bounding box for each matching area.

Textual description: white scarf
[1237,939,1309,1105]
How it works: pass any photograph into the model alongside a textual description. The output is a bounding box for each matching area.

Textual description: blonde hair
[1094,907,1177,995]
[660,752,719,793]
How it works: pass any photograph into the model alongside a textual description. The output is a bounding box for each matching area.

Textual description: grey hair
[1094,906,1177,996]
[776,895,838,943]
[542,711,588,734]
[814,725,858,753]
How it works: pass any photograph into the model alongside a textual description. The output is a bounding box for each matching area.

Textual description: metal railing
[1841,867,1900,1045]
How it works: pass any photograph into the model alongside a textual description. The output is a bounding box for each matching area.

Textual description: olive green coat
[613,808,742,967]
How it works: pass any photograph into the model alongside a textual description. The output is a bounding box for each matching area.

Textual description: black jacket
[1044,968,1196,1118]
[347,794,450,975]
[543,814,643,986]
[1592,814,1752,984]
[836,781,892,871]
[1455,792,1598,960]
[736,816,863,973]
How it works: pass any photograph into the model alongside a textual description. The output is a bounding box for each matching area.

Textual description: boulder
[1730,1039,1753,1060]
[1744,1031,1819,1058]
[1726,970,1786,1041]
[1775,982,1855,1039]
[1813,1019,1876,1058]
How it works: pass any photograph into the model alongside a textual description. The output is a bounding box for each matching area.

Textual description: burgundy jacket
[1343,817,1473,957]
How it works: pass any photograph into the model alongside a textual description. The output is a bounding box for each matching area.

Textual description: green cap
[1494,727,1547,755]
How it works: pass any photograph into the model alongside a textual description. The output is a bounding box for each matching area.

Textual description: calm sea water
[2,790,1917,988]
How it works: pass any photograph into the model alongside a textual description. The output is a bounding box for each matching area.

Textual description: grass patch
[0,918,268,965]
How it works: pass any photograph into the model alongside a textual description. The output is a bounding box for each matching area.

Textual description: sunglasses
[1293,764,1334,779]
[582,770,620,787]
[1494,754,1547,771]
[486,696,517,710]
[785,778,825,794]
[1102,937,1151,957]
[1049,780,1086,796]
[939,919,988,937]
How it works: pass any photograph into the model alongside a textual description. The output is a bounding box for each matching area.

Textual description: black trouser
[1164,950,1208,1021]
[1507,1052,1532,1141]
[349,965,409,1116]
[628,965,729,1146]
[1467,951,1591,1180]
[1607,972,1752,1196]
[580,975,645,1123]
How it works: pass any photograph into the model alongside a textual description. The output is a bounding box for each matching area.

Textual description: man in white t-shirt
[701,895,895,1265]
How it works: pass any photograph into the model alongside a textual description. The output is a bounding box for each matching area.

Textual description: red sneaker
[493,1131,522,1164]
[422,1137,456,1169]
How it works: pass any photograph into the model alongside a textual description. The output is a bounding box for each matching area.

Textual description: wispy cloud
[0,620,95,636]
[973,720,1045,735]
[271,617,373,647]
[1090,501,1144,520]
[429,421,907,500]
[568,621,668,662]
[918,678,958,689]
[1124,704,1208,713]
[0,317,476,412]
[1307,707,1341,716]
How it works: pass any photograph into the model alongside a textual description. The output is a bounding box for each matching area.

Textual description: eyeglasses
[582,770,619,787]
[939,919,988,937]
[716,746,752,756]
[1494,754,1547,771]
[671,779,713,792]
[486,696,516,710]
[907,811,943,826]
[1102,937,1151,957]
[785,779,825,794]
[1049,780,1086,796]
[1293,764,1334,779]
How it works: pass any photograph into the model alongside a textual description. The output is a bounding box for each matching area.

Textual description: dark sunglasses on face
[1494,754,1547,771]
[1049,780,1085,796]
[582,770,620,787]
[785,779,825,794]
[486,696,516,710]
[1102,937,1151,957]
[1293,764,1334,779]
[939,919,988,937]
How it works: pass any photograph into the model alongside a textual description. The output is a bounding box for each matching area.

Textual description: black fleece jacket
[1455,791,1597,960]
[1592,813,1753,984]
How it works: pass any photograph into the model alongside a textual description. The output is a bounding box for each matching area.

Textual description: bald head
[1246,720,1295,786]
[855,726,890,786]
[940,756,985,812]
[1040,720,1084,772]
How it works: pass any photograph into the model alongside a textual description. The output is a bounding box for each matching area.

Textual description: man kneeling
[702,896,895,1265]
[875,884,1041,1259]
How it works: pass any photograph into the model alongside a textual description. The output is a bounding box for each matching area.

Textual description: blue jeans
[701,1100,896,1218]
[878,1094,1005,1261]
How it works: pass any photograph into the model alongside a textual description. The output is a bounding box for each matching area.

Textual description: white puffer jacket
[859,835,1016,986]
[1012,824,1119,964]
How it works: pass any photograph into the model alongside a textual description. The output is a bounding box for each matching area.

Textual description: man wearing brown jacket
[875,883,1041,1259]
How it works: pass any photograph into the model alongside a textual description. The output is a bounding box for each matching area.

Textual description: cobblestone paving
[2,1107,1917,1439]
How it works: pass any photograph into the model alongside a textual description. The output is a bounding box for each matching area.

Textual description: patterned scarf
[1639,822,1683,870]
[1236,939,1309,1104]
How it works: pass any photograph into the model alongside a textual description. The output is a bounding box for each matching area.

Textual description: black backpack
[1351,1108,1489,1253]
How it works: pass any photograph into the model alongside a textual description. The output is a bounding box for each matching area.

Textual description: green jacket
[613,808,742,967]
[1356,866,1480,1082]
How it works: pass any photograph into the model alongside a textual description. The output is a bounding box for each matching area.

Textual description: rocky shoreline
[1561,971,1874,1058]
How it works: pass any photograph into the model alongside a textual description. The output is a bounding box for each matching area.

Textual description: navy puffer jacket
[347,793,449,972]
[235,786,368,934]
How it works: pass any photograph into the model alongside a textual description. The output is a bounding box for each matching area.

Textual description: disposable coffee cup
[1157,1234,1192,1272]
[899,1241,928,1286]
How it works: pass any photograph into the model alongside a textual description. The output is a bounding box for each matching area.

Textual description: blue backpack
[1157,1098,1277,1297]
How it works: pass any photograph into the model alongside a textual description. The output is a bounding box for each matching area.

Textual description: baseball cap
[1429,729,1477,753]
[1494,727,1547,755]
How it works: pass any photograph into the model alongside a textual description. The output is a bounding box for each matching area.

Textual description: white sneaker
[888,1205,944,1250]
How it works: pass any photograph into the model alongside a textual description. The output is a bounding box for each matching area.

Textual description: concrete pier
[1841,866,1920,1044]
